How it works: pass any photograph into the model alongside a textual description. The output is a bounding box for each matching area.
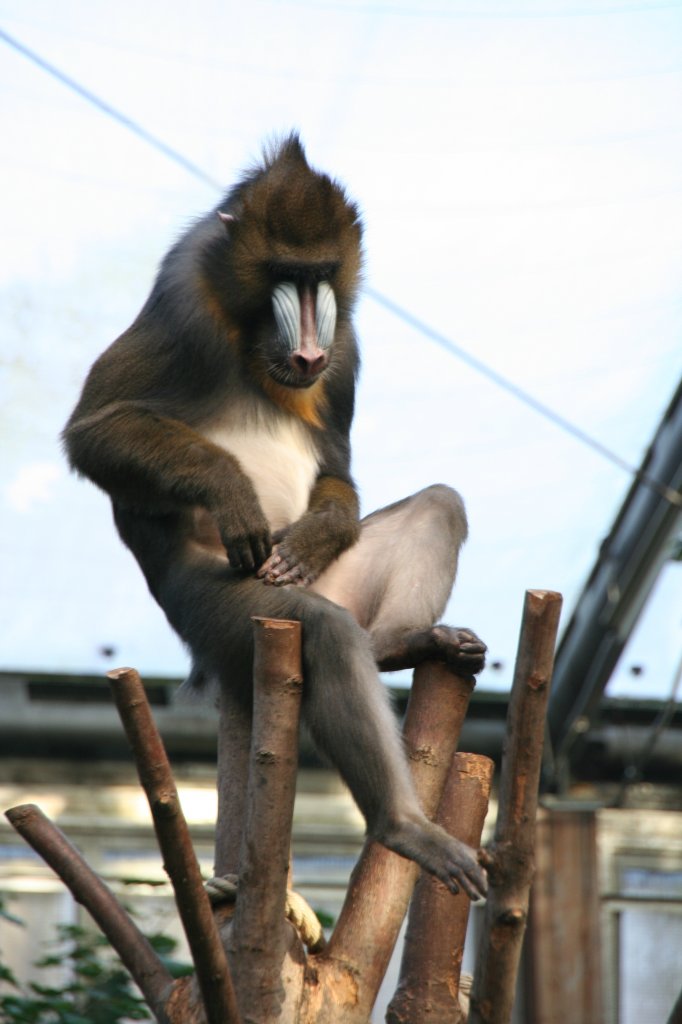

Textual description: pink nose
[290,350,327,379]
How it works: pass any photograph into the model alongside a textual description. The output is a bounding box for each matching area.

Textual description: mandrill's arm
[258,474,360,587]
[64,400,272,573]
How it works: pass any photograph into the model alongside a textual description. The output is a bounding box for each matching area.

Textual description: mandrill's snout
[290,346,328,382]
[273,280,336,387]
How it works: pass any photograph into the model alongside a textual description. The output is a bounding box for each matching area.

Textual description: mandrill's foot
[377,815,488,901]
[428,625,487,674]
[373,624,487,675]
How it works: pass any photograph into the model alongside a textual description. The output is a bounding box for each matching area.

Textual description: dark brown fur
[64,136,488,900]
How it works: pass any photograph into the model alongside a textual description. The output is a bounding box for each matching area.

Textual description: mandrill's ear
[217,211,235,232]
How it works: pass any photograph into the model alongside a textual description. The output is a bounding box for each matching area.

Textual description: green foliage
[0,923,152,1023]
[0,895,191,1024]
[313,908,335,930]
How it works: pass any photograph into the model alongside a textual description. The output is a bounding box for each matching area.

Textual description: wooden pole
[526,809,603,1024]
[5,803,174,1024]
[386,752,494,1024]
[215,685,253,877]
[108,667,241,1024]
[469,589,562,1024]
[302,662,476,1024]
[228,618,306,1023]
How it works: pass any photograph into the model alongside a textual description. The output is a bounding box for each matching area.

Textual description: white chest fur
[203,412,320,532]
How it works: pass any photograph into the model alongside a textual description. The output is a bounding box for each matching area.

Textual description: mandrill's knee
[303,598,369,660]
[299,598,376,695]
[415,484,468,544]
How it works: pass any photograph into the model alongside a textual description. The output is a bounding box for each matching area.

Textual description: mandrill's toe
[431,625,487,674]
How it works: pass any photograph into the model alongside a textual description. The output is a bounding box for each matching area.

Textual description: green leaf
[0,908,26,928]
[314,908,335,928]
[161,957,194,979]
[0,962,20,987]
[33,954,64,968]
[73,962,104,979]
[29,980,73,998]
[146,933,176,955]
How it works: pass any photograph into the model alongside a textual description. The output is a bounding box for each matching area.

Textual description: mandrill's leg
[298,600,488,901]
[310,484,487,675]
[163,554,487,900]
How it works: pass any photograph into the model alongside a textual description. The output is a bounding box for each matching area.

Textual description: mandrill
[64,134,488,900]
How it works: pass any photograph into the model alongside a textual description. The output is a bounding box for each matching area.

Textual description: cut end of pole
[251,616,301,632]
[524,589,563,626]
[106,666,140,683]
[525,589,563,605]
[5,803,41,827]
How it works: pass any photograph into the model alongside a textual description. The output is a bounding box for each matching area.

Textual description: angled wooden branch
[108,667,241,1024]
[227,617,306,1022]
[5,803,174,1024]
[386,752,494,1024]
[302,662,476,1024]
[469,589,563,1024]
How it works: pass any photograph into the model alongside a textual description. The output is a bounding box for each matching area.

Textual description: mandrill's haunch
[63,134,488,901]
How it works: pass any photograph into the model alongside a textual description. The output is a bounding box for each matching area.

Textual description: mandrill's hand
[256,519,329,587]
[258,499,360,587]
[258,540,316,587]
[223,525,272,573]
[216,503,272,573]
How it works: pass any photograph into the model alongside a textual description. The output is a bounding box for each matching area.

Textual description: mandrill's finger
[452,847,488,900]
[252,539,271,570]
[475,860,489,891]
[458,873,485,902]
[478,848,492,864]
[270,564,305,586]
[257,548,282,578]
[460,640,487,652]
[227,539,255,572]
[260,557,303,586]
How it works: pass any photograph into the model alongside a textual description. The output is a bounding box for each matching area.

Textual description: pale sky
[1,0,681,696]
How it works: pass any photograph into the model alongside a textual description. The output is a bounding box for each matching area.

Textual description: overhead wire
[2,24,681,509]
[366,289,682,507]
[0,27,222,191]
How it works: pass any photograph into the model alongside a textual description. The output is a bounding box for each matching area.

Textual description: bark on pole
[527,809,602,1024]
[228,617,306,1023]
[469,589,563,1024]
[5,803,174,1024]
[107,667,241,1024]
[386,752,495,1024]
[302,662,476,1024]
[215,684,254,877]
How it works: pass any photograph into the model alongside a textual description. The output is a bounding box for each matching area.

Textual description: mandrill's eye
[316,282,336,351]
